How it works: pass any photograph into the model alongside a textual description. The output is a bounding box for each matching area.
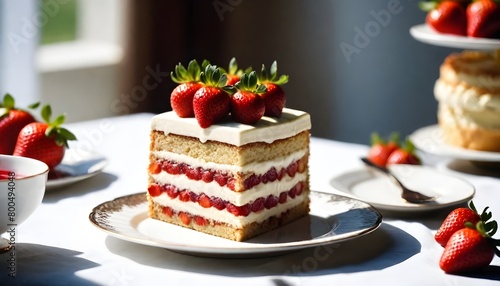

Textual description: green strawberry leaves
[258,61,289,85]
[40,104,77,148]
[235,71,267,94]
[171,59,202,84]
[0,93,40,117]
[465,201,500,256]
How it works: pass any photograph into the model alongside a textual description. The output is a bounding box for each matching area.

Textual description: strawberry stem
[170,59,202,84]
[234,71,267,94]
[0,93,39,116]
[418,1,439,12]
[370,132,385,145]
[258,61,289,85]
[39,104,77,148]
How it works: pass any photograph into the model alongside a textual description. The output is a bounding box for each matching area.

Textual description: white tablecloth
[2,113,499,285]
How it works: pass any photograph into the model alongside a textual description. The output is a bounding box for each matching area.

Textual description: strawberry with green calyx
[466,0,500,39]
[0,93,40,155]
[222,57,252,86]
[367,132,400,168]
[170,59,204,118]
[386,137,421,165]
[439,217,500,273]
[13,104,77,169]
[435,200,490,247]
[257,61,288,118]
[419,1,467,36]
[230,71,267,125]
[193,64,232,128]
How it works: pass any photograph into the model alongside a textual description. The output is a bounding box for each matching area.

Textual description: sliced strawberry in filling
[151,155,307,191]
[151,181,306,217]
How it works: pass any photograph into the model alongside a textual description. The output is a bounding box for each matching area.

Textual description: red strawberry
[367,132,400,168]
[386,138,421,165]
[170,60,203,117]
[193,64,232,128]
[467,0,500,38]
[230,71,267,124]
[439,221,498,273]
[420,1,467,36]
[257,61,288,117]
[13,104,77,169]
[0,94,39,155]
[435,201,485,247]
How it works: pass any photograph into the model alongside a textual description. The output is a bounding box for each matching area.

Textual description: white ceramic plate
[330,164,475,212]
[410,24,500,50]
[47,150,107,190]
[89,191,382,258]
[409,125,500,162]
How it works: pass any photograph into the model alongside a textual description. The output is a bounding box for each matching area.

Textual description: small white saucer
[47,149,107,190]
[330,164,475,212]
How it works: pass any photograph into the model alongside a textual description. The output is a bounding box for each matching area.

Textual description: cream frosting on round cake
[434,50,500,151]
[147,107,312,241]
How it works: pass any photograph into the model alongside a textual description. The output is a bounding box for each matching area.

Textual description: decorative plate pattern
[89,191,382,258]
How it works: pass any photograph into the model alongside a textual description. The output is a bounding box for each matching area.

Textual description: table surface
[1,113,499,286]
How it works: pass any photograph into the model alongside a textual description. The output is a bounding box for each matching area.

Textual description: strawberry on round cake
[147,59,312,241]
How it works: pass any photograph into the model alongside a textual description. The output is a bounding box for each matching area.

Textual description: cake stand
[409,24,500,165]
[410,24,500,51]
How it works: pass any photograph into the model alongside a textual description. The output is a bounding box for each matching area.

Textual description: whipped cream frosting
[434,79,500,112]
[152,149,307,174]
[151,191,307,228]
[440,67,500,91]
[435,79,500,130]
[438,104,500,130]
[151,108,311,146]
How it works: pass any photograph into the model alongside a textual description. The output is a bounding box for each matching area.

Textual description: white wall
[219,0,461,144]
[0,0,39,107]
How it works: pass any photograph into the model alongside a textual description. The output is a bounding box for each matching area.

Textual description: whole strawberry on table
[13,104,77,170]
[435,201,500,273]
[0,93,39,155]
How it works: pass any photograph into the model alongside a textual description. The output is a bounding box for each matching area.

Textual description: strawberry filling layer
[159,205,296,228]
[149,155,307,191]
[148,181,305,217]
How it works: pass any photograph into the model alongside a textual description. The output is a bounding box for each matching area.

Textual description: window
[40,0,77,45]
[37,0,126,122]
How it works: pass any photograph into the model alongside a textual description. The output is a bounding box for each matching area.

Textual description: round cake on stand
[409,23,500,168]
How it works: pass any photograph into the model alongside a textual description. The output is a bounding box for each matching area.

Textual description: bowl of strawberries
[0,154,49,251]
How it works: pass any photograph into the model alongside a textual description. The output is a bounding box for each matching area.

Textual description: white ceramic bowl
[0,155,48,237]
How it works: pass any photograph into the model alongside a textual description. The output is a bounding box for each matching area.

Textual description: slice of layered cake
[147,108,311,241]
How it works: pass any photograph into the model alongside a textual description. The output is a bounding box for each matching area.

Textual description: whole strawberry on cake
[147,59,311,241]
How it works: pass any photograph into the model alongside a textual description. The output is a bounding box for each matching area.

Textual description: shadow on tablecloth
[104,222,417,277]
[42,172,118,204]
[0,243,99,285]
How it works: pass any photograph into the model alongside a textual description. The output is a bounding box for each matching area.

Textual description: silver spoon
[361,157,437,204]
